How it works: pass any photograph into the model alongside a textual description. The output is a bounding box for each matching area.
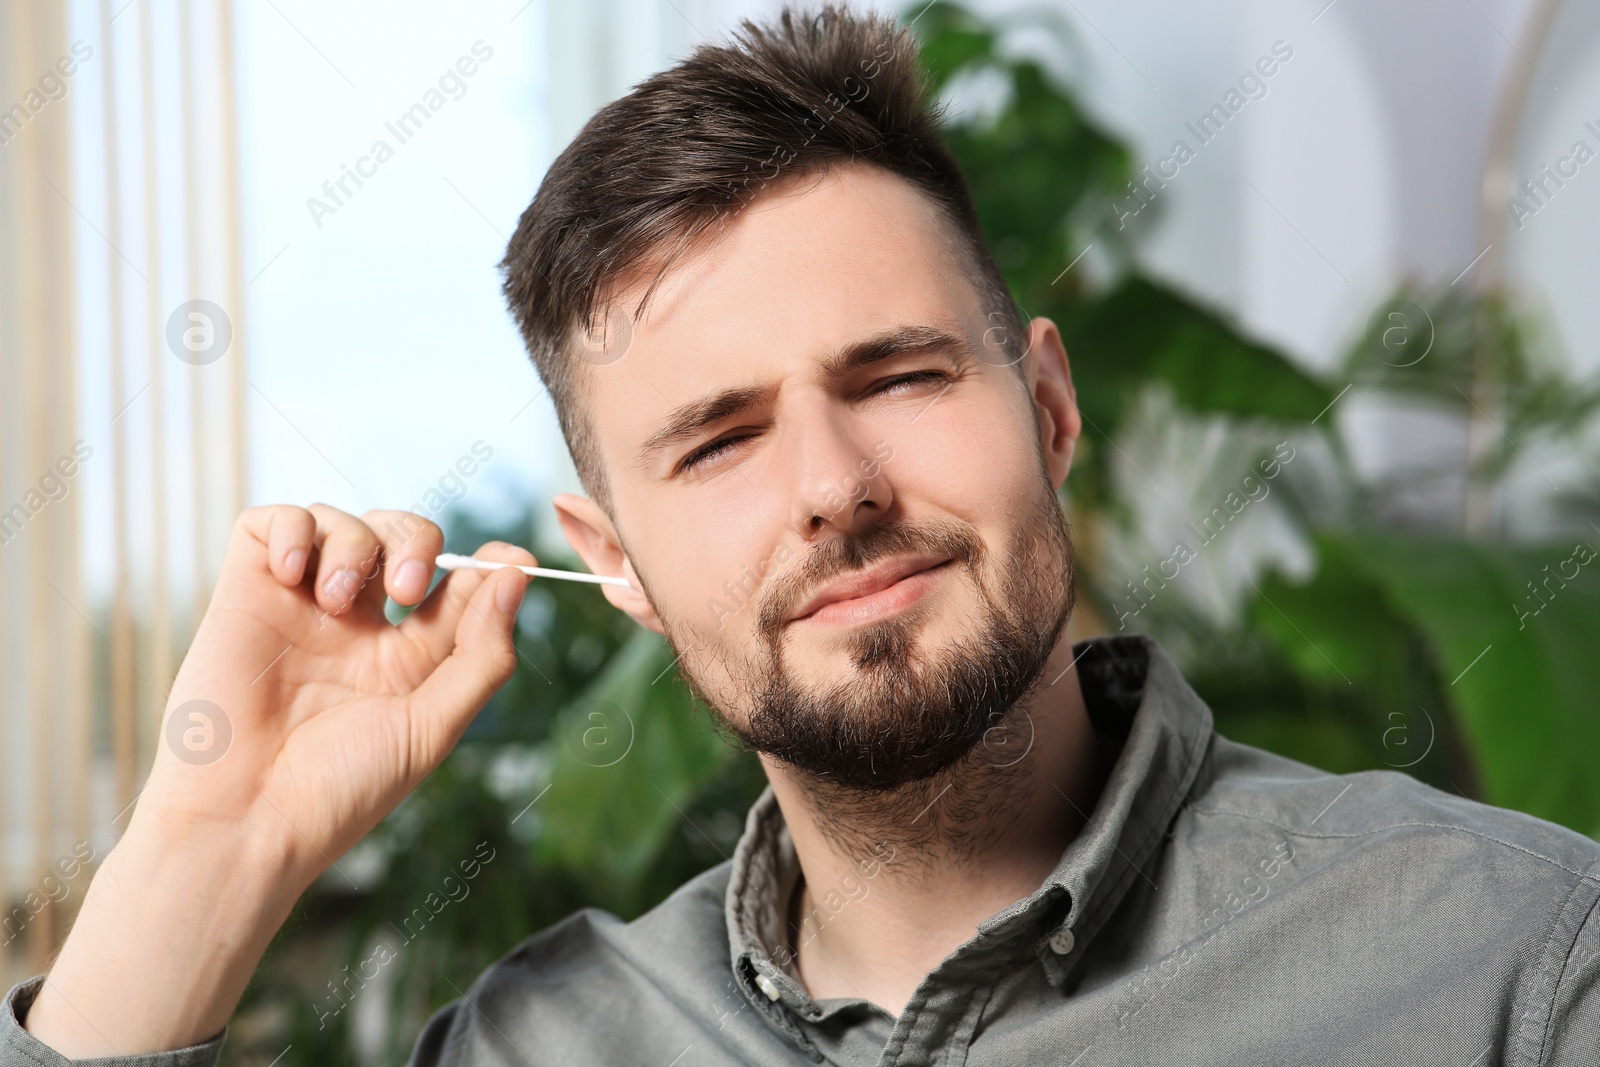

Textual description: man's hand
[24,506,533,1057]
[140,504,532,878]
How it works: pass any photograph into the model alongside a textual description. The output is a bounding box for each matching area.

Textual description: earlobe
[599,577,666,634]
[551,494,664,633]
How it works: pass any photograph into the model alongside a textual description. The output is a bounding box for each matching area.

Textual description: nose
[785,407,893,542]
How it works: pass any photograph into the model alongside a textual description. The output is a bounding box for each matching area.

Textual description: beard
[660,477,1076,793]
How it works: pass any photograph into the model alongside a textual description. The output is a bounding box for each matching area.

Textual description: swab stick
[435,553,630,588]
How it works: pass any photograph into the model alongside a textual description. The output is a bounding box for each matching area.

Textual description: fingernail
[396,559,428,596]
[284,548,306,580]
[496,573,525,615]
[323,568,360,606]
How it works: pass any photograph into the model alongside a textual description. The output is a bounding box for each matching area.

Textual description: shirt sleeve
[403,997,461,1067]
[0,976,226,1067]
[1542,889,1600,1066]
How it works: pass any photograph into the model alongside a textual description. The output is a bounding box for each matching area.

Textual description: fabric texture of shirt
[5,634,1599,1065]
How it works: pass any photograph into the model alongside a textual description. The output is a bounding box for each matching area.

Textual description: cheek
[891,402,1051,595]
[881,386,1041,519]
[639,499,780,639]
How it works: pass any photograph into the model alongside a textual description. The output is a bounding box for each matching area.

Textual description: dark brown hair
[500,2,1022,509]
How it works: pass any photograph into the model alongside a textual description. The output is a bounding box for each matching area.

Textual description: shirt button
[755,973,782,1001]
[1048,927,1076,955]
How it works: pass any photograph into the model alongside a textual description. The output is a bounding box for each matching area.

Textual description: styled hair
[499,2,1023,509]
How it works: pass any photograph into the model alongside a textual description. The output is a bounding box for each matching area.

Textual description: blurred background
[3,0,1599,1061]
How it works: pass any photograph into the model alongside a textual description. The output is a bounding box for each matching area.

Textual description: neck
[760,633,1120,1016]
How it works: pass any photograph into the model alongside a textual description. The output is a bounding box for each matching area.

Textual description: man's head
[501,4,1083,793]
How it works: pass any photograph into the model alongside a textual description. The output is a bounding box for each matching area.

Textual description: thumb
[407,567,528,771]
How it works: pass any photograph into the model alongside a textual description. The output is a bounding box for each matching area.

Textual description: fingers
[232,505,326,596]
[398,541,535,667]
[306,504,387,616]
[259,506,312,585]
[228,504,488,627]
[407,561,528,770]
[239,504,401,617]
[360,509,443,607]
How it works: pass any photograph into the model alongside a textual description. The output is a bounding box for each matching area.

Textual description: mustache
[756,519,982,643]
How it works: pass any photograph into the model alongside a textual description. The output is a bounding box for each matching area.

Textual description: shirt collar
[723,634,1215,1037]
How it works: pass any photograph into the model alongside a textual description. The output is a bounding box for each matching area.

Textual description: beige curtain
[0,0,248,983]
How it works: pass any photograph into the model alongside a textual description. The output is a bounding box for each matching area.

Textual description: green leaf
[1339,534,1600,838]
[1061,276,1333,429]
[1250,544,1417,690]
[536,630,736,905]
[902,2,997,77]
[1239,541,1459,785]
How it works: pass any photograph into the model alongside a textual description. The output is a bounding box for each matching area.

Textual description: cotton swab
[435,553,630,588]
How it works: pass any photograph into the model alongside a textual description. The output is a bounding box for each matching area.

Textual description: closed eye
[872,369,953,395]
[677,433,755,474]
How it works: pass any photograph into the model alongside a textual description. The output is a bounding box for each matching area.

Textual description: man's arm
[8,505,532,1059]
[3,817,291,1062]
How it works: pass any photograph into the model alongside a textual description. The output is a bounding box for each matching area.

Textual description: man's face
[561,163,1080,792]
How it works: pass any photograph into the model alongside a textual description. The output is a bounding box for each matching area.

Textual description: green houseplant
[225,4,1600,1062]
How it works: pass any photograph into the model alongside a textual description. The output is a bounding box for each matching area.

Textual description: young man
[9,5,1598,1064]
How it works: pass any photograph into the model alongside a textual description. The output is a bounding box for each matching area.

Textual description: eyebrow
[637,324,968,468]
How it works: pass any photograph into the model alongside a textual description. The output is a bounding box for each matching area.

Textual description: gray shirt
[6,635,1599,1065]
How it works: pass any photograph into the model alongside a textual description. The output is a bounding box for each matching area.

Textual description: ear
[1022,316,1081,489]
[551,493,664,634]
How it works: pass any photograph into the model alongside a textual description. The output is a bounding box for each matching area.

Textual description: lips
[787,554,953,624]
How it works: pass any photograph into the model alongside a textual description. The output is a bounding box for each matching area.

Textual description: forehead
[583,164,980,462]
